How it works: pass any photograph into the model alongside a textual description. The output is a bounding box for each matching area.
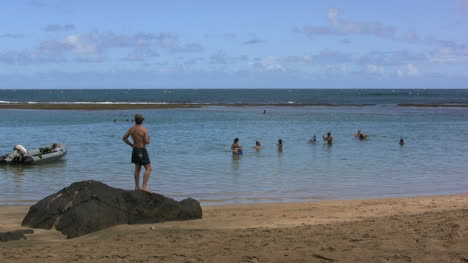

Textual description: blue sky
[1,0,467,89]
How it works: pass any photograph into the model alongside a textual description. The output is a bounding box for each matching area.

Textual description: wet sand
[1,193,467,262]
[0,103,203,110]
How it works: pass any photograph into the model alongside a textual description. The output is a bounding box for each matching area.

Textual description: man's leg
[134,164,142,190]
[141,164,152,192]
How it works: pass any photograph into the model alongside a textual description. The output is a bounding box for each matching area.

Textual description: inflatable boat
[0,143,67,164]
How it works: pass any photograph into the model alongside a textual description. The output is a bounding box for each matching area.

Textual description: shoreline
[1,193,467,262]
[0,103,468,110]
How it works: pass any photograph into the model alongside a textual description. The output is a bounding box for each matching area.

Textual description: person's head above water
[327,132,331,136]
[234,138,239,143]
[135,114,144,125]
[256,141,261,146]
[278,139,283,145]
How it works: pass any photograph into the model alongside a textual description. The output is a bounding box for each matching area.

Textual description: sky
[0,0,468,89]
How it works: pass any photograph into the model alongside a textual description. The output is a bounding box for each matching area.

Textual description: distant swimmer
[355,130,368,140]
[400,138,405,145]
[263,109,267,114]
[308,135,317,143]
[231,138,243,154]
[323,132,333,145]
[255,141,262,151]
[277,139,283,151]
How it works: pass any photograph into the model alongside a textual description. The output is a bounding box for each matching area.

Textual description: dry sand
[1,194,467,263]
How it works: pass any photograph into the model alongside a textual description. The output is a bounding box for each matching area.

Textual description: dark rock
[0,229,34,242]
[21,180,202,238]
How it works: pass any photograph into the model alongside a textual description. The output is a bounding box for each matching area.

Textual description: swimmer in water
[277,139,283,151]
[231,138,243,154]
[308,135,317,143]
[355,130,368,140]
[323,132,333,145]
[254,141,262,151]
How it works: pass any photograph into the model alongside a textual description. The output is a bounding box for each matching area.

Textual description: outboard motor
[1,144,32,163]
[7,144,29,163]
[14,145,28,154]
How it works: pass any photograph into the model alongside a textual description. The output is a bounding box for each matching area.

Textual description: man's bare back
[123,125,150,148]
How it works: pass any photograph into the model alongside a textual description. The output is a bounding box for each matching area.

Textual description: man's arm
[144,128,150,145]
[122,128,134,147]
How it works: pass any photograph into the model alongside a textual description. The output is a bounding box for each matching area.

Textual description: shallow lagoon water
[0,106,467,205]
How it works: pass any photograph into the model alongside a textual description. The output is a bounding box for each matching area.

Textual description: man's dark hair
[135,114,144,124]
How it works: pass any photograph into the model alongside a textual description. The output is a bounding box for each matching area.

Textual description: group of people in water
[123,113,407,192]
[231,130,405,154]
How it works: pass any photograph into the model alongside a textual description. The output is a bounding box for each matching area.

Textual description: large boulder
[21,180,202,238]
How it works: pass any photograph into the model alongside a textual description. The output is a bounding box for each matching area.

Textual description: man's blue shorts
[131,147,151,165]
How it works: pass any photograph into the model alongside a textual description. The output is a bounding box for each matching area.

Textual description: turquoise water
[0,106,467,205]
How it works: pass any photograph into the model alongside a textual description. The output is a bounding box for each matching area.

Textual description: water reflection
[232,153,242,161]
[231,153,241,176]
[0,160,68,179]
[323,142,333,153]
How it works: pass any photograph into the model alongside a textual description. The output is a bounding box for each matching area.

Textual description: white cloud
[209,50,248,65]
[358,51,427,66]
[250,56,286,72]
[122,47,159,62]
[64,34,99,55]
[407,64,421,76]
[0,50,65,64]
[268,51,350,66]
[397,64,421,77]
[0,31,204,65]
[430,42,468,63]
[294,7,465,60]
[295,8,396,38]
[367,64,385,74]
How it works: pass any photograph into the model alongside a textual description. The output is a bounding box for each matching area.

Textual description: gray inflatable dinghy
[0,143,67,164]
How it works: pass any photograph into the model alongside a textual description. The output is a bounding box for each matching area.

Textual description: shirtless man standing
[122,114,152,192]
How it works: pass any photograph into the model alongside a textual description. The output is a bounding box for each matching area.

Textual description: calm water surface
[0,106,467,205]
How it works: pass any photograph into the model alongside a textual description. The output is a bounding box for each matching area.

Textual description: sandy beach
[1,194,467,263]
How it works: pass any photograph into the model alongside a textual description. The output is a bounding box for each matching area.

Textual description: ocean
[0,89,467,205]
[1,89,468,105]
